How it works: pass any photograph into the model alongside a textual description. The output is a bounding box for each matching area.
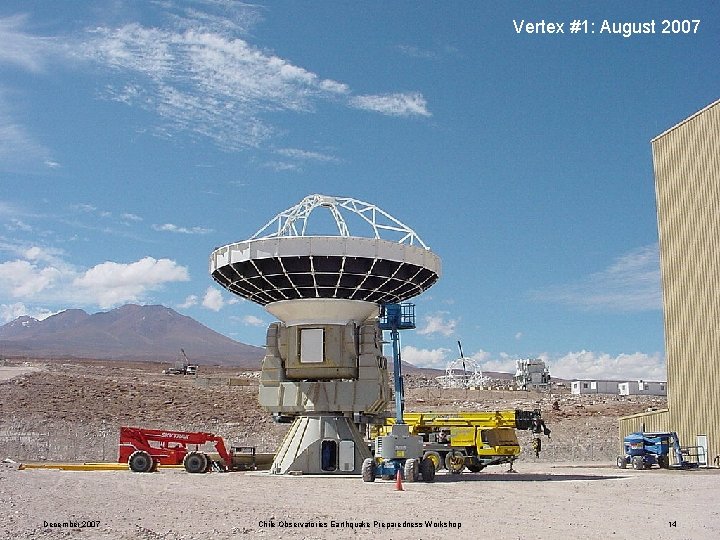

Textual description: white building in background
[571,380,620,395]
[514,358,551,390]
[618,380,667,396]
[571,379,668,396]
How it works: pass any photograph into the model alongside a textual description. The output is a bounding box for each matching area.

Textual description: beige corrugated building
[619,99,720,466]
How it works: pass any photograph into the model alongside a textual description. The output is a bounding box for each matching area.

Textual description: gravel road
[1,462,718,540]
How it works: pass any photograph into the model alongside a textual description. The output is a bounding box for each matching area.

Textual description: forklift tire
[616,456,627,469]
[203,454,213,473]
[466,464,483,473]
[632,456,645,470]
[445,450,465,474]
[419,457,436,482]
[657,456,670,469]
[128,450,154,473]
[423,451,442,471]
[404,458,418,482]
[184,451,209,474]
[361,458,376,482]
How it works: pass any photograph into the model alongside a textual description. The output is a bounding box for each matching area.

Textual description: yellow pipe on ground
[19,462,184,471]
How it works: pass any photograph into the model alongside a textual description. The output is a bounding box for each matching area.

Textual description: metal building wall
[652,99,720,464]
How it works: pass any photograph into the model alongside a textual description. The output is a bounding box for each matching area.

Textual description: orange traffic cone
[395,470,404,491]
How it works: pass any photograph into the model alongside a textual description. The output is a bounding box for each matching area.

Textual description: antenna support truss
[249,194,430,249]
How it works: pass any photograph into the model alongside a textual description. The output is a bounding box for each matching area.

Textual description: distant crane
[162,348,198,376]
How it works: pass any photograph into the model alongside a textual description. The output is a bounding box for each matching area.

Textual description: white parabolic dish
[209,195,441,324]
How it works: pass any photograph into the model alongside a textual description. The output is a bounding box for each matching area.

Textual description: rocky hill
[0,304,264,367]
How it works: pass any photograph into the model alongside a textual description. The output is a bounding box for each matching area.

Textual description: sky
[1,1,718,380]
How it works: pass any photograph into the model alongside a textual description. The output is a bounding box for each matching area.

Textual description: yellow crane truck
[370,409,542,473]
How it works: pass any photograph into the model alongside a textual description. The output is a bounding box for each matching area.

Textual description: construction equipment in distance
[362,303,436,483]
[370,409,542,473]
[119,427,272,473]
[162,348,198,375]
[617,431,700,470]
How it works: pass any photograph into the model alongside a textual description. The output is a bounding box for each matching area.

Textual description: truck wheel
[616,456,627,469]
[419,457,435,482]
[423,451,442,471]
[445,450,465,474]
[632,456,645,470]
[128,450,154,473]
[361,458,376,482]
[404,458,418,482]
[184,451,209,473]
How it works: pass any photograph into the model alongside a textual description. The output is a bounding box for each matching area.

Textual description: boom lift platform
[617,431,700,470]
[362,304,436,483]
[371,409,544,473]
[119,427,271,473]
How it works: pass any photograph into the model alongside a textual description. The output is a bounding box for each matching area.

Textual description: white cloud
[121,213,142,222]
[0,15,56,72]
[262,161,299,172]
[81,21,351,150]
[403,344,665,381]
[23,246,64,263]
[474,352,517,373]
[417,313,457,337]
[0,302,58,323]
[400,342,664,381]
[0,16,61,172]
[241,314,265,327]
[0,249,189,310]
[349,92,431,117]
[515,332,523,340]
[398,45,438,60]
[2,9,430,156]
[5,218,33,232]
[202,287,224,311]
[0,259,62,297]
[72,203,98,213]
[401,346,452,370]
[72,257,190,308]
[531,244,662,311]
[397,44,458,60]
[0,91,55,172]
[152,223,213,234]
[546,350,666,381]
[276,148,339,163]
[177,295,198,309]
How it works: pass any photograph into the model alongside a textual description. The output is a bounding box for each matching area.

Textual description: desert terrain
[1,358,717,539]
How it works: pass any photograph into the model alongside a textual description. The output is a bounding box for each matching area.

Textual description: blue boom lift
[617,431,699,470]
[361,303,435,482]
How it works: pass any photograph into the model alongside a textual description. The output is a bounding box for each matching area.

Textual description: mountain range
[0,304,264,367]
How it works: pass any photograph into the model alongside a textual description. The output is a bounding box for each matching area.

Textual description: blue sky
[1,1,718,380]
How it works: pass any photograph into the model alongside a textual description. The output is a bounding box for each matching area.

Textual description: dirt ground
[1,463,718,540]
[2,358,713,539]
[0,358,668,463]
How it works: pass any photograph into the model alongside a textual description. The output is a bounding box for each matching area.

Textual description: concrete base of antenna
[270,414,371,475]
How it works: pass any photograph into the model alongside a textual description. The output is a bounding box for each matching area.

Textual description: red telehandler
[119,426,267,473]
